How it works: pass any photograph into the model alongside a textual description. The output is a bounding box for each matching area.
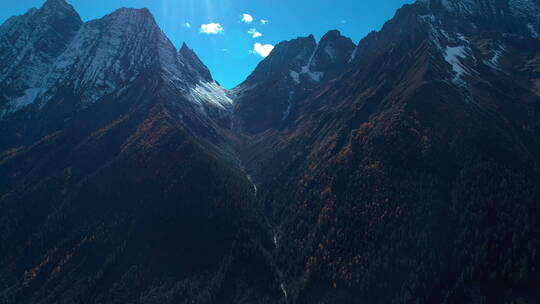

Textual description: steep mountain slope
[0,1,279,303]
[235,0,540,303]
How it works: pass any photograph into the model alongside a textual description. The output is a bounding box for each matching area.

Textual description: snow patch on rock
[485,43,506,69]
[280,283,288,302]
[5,87,43,113]
[289,70,300,84]
[324,43,336,61]
[348,46,358,63]
[288,45,325,84]
[300,45,324,82]
[189,81,233,109]
[445,45,468,80]
[282,90,294,121]
[442,34,476,86]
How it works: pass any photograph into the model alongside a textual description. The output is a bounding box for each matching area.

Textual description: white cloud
[248,28,263,38]
[200,23,224,34]
[183,22,191,28]
[260,19,269,25]
[250,43,274,58]
[242,13,254,23]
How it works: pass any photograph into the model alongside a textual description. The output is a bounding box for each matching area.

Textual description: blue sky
[0,0,414,88]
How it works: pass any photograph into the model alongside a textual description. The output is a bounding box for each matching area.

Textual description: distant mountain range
[0,0,539,303]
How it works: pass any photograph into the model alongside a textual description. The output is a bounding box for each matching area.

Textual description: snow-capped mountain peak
[0,0,82,116]
[0,2,231,119]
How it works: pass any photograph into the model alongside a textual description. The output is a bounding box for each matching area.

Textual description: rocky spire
[241,35,317,85]
[310,30,356,81]
[179,42,213,83]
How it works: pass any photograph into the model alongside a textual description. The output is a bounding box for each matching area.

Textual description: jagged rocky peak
[103,7,154,25]
[96,7,162,40]
[241,34,317,85]
[0,0,83,116]
[41,0,74,10]
[179,42,213,83]
[93,8,220,91]
[309,30,356,81]
[231,34,318,134]
[0,0,82,54]
[43,6,169,103]
[0,0,82,57]
[232,30,356,134]
[88,6,171,62]
[0,1,230,118]
[34,0,81,21]
[284,30,356,84]
[240,30,356,88]
[30,0,82,37]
